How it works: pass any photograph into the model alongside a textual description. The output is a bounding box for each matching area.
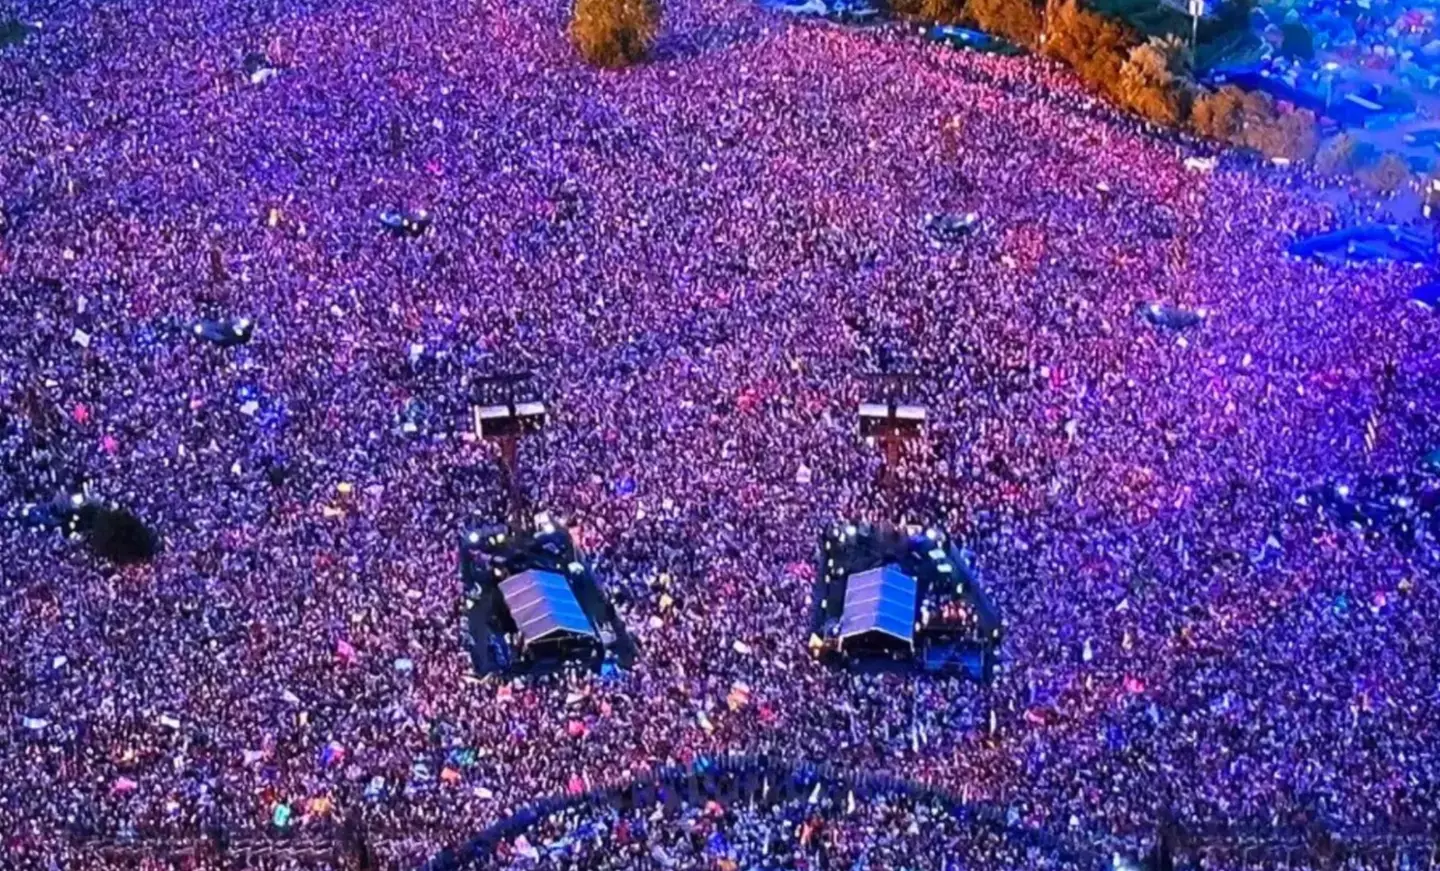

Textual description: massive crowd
[2,0,1439,867]
[472,790,1085,870]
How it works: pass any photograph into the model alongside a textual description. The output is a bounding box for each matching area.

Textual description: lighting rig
[460,512,636,678]
[856,369,926,498]
[192,316,255,348]
[810,521,1002,681]
[470,372,548,528]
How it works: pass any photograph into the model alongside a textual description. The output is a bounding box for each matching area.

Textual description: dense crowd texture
[2,0,1439,867]
[476,792,1082,870]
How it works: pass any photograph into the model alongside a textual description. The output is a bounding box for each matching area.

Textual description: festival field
[1,0,1437,867]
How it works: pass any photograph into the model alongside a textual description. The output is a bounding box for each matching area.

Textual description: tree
[1314,134,1357,175]
[1151,33,1193,79]
[569,0,661,68]
[1191,85,1317,161]
[920,0,965,23]
[1360,152,1412,195]
[1117,36,1193,125]
[1043,0,1138,99]
[1242,104,1318,162]
[966,0,1042,46]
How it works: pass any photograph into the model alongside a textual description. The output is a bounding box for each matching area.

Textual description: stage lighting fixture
[473,400,548,440]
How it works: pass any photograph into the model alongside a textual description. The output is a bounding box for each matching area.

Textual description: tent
[499,570,596,644]
[839,565,917,649]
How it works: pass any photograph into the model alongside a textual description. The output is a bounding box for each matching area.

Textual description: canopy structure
[839,564,917,648]
[499,569,596,644]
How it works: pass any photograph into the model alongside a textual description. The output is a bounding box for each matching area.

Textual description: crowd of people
[2,0,1439,867]
[473,790,1084,870]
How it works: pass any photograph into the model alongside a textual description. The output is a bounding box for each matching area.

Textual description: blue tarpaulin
[1288,225,1435,265]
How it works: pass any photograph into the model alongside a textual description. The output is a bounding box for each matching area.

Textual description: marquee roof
[499,569,596,643]
[839,564,916,646]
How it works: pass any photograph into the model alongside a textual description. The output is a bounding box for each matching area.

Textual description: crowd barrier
[420,753,1111,870]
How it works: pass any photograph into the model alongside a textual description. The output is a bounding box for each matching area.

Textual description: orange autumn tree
[570,0,661,68]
